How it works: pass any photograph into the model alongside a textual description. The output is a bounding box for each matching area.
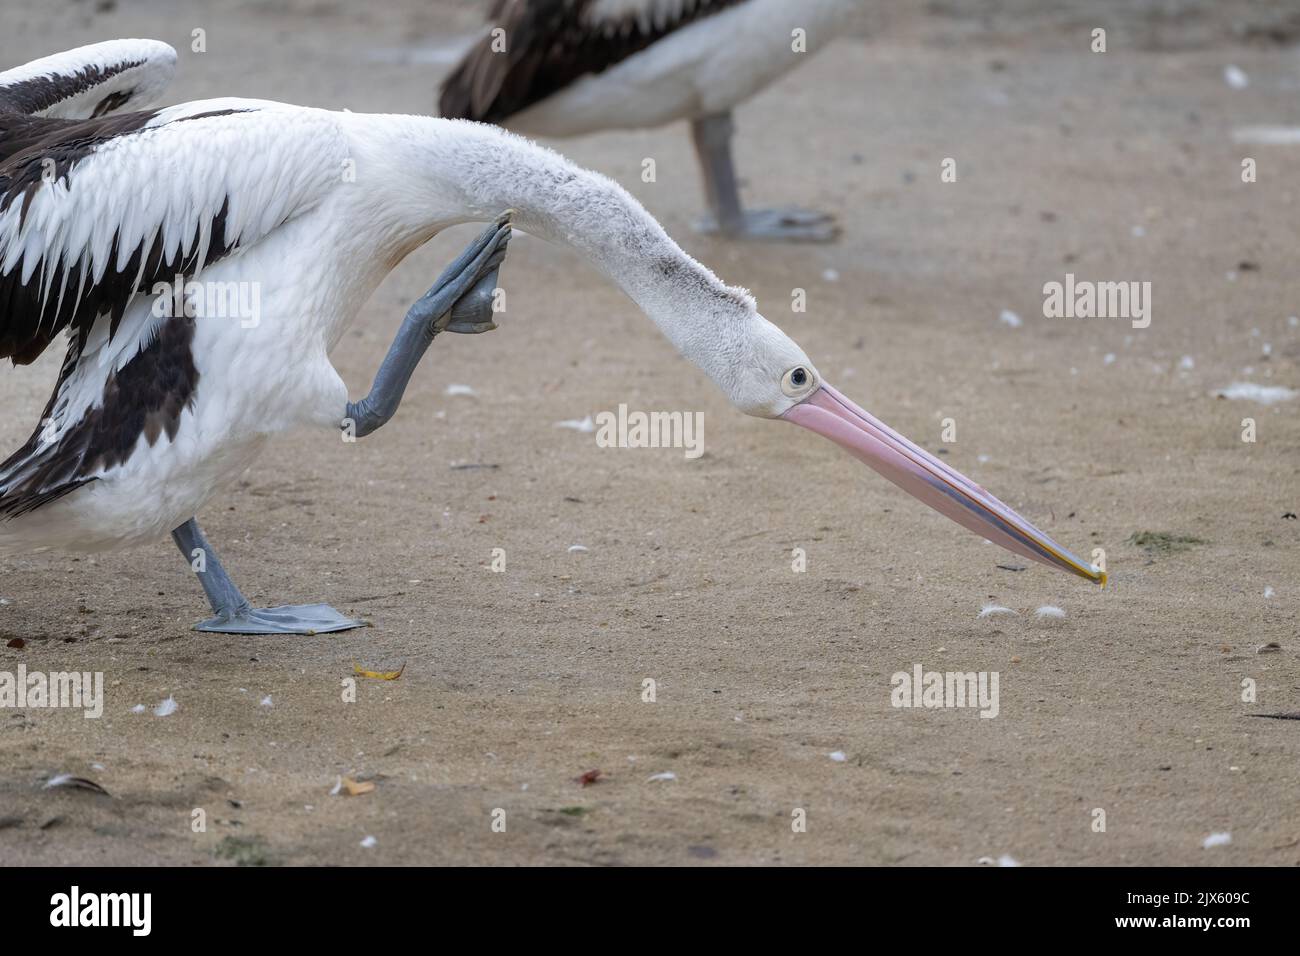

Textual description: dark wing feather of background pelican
[440,0,746,123]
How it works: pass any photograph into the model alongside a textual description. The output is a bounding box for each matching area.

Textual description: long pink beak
[783,385,1105,585]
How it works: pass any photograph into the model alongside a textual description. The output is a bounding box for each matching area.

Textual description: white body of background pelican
[441,0,856,241]
[0,39,1101,635]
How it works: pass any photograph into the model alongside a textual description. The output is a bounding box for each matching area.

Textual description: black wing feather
[440,0,745,123]
[0,59,145,118]
[0,110,244,365]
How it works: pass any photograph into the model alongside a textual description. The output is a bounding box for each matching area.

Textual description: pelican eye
[782,366,814,397]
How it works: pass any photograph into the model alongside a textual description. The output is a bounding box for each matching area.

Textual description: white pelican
[440,0,854,242]
[0,40,1101,636]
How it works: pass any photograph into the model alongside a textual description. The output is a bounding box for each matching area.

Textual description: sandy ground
[0,0,1297,866]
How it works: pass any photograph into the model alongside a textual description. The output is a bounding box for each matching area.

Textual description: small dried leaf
[342,776,375,796]
[575,769,603,787]
[353,662,405,681]
[6,638,24,649]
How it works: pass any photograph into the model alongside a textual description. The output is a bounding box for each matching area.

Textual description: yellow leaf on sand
[353,662,405,681]
[342,777,375,796]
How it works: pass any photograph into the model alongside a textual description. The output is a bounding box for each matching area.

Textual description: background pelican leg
[690,111,839,243]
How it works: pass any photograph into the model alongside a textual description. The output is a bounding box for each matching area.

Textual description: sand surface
[0,0,1297,866]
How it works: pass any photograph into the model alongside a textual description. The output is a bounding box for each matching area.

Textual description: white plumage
[1,35,1103,634]
[0,40,806,562]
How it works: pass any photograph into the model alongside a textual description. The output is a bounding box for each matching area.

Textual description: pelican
[440,0,854,242]
[1,40,1101,637]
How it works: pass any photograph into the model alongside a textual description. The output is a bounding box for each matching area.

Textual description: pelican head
[723,314,1105,586]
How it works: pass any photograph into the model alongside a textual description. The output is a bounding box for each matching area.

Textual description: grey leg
[172,518,362,635]
[690,111,839,243]
[169,213,514,636]
[346,212,512,438]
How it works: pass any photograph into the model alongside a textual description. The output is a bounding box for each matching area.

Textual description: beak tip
[796,384,1110,590]
[1077,563,1106,587]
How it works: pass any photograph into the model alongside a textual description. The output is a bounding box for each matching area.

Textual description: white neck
[340,113,759,394]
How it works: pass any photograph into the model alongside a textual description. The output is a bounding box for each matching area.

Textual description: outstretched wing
[439,0,744,123]
[0,103,345,365]
[0,38,177,120]
[0,102,348,517]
